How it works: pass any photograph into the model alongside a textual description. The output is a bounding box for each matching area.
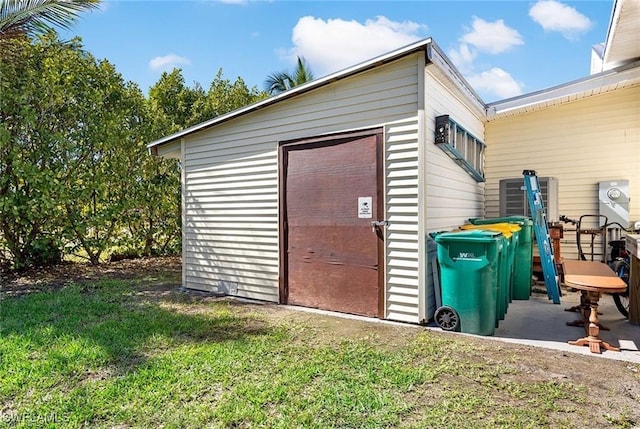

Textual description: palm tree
[265,56,315,95]
[0,0,100,42]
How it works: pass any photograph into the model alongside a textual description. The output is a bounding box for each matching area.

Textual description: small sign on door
[358,197,373,219]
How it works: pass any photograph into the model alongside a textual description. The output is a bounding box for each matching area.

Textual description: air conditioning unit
[499,177,559,222]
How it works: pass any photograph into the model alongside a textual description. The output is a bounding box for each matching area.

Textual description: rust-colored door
[280,129,384,317]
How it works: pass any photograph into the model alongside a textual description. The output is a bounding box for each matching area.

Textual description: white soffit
[486,61,640,120]
[603,0,640,69]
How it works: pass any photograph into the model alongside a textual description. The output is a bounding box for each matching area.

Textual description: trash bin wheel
[434,306,460,331]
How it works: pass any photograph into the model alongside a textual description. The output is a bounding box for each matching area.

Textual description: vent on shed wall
[499,177,559,222]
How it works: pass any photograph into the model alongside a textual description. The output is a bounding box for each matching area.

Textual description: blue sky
[61,0,614,103]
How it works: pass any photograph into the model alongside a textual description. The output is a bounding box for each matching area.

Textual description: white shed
[149,39,486,324]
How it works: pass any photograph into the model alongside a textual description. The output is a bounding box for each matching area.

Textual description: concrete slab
[222,284,640,364]
[491,286,640,363]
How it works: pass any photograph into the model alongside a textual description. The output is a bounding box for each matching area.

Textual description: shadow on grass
[0,280,275,377]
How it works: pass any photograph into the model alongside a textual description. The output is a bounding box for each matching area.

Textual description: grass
[0,276,636,428]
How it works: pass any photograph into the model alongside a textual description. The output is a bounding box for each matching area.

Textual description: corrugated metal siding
[385,118,421,323]
[423,66,486,320]
[182,55,422,308]
[485,85,640,260]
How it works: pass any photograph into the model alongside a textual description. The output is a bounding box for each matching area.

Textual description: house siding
[423,66,486,320]
[485,85,640,260]
[182,55,422,319]
[424,67,485,232]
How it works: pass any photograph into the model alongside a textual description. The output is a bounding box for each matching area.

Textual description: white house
[149,0,639,324]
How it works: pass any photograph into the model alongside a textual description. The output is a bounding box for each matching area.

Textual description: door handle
[371,220,388,241]
[371,220,389,231]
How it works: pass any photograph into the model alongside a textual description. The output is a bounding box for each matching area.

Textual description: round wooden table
[563,260,627,354]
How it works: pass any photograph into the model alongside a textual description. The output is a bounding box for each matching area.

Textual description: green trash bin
[470,216,533,300]
[433,230,503,336]
[459,223,519,321]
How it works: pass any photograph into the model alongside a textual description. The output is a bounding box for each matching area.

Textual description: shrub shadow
[1,282,275,377]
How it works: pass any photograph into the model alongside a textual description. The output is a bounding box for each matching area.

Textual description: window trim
[434,115,485,182]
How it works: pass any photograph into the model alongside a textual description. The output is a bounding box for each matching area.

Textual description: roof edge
[426,41,486,113]
[602,0,622,66]
[486,59,640,118]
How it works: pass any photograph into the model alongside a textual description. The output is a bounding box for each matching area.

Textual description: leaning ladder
[523,170,561,304]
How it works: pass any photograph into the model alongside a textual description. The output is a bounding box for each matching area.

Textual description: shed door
[280,130,384,317]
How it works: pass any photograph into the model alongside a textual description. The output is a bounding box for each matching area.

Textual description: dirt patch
[1,256,181,298]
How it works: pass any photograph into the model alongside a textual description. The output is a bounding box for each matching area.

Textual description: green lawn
[1,275,637,428]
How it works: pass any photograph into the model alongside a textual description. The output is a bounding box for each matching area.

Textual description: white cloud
[149,54,191,72]
[461,17,524,54]
[447,43,477,74]
[283,16,427,76]
[466,68,524,99]
[446,17,524,101]
[280,14,524,101]
[529,0,593,40]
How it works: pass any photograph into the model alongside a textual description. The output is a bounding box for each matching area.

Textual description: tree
[0,34,70,269]
[59,60,149,265]
[123,77,185,259]
[121,150,181,259]
[0,33,148,267]
[147,69,206,134]
[0,0,99,41]
[149,68,268,129]
[195,69,268,123]
[0,33,270,271]
[265,56,314,95]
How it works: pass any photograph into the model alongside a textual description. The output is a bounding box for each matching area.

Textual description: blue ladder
[523,170,561,304]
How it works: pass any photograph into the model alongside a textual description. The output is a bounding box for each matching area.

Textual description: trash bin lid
[434,229,503,243]
[469,216,532,226]
[459,223,520,238]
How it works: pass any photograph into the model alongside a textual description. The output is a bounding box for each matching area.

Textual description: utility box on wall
[499,177,559,222]
[599,180,629,227]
